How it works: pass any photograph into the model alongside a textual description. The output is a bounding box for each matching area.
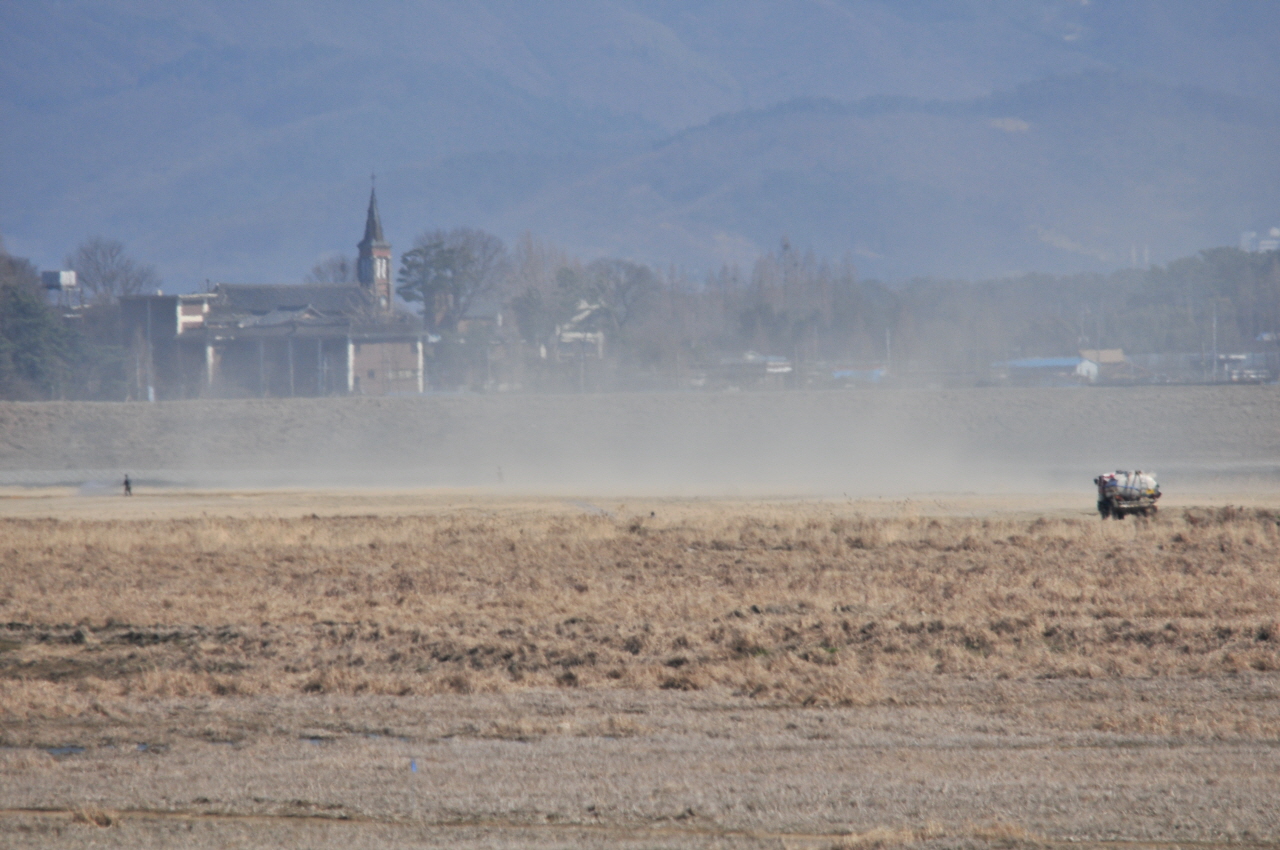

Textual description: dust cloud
[1,386,1277,497]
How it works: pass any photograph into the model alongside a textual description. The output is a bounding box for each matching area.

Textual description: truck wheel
[1113,507,1126,519]
[1097,501,1110,519]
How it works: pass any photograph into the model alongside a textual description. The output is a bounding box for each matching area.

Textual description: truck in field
[1094,470,1160,519]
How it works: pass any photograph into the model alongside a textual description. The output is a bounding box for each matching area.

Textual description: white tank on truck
[1094,470,1160,519]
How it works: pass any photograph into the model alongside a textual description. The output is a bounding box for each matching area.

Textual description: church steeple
[357,179,392,310]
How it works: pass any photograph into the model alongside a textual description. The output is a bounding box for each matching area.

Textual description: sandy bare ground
[2,488,1280,847]
[2,679,1279,849]
[4,486,1280,522]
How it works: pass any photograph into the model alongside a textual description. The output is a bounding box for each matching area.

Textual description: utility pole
[258,338,266,396]
[145,297,155,402]
[1212,302,1218,383]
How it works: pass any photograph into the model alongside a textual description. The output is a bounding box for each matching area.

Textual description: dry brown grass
[823,820,1042,850]
[2,503,1279,717]
[70,806,117,828]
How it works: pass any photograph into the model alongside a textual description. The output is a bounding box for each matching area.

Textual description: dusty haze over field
[2,386,1278,496]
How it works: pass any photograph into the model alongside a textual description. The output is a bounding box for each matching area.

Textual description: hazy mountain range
[3,1,1279,288]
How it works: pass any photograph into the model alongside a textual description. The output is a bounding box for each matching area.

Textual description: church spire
[360,184,386,247]
[357,177,392,310]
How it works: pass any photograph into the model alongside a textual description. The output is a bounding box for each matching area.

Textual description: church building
[120,189,431,400]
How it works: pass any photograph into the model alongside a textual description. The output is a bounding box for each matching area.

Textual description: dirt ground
[2,389,1279,847]
[2,679,1279,849]
[2,486,1279,849]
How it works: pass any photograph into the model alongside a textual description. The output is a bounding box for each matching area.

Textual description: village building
[121,189,431,399]
[990,355,1099,386]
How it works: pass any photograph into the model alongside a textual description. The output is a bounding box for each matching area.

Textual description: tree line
[376,230,1280,389]
[3,229,1278,399]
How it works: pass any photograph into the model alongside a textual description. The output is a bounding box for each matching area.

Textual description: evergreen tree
[0,249,74,398]
[396,228,507,333]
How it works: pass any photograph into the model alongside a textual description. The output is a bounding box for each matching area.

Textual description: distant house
[553,300,606,361]
[121,190,432,399]
[992,356,1097,385]
[1079,348,1143,382]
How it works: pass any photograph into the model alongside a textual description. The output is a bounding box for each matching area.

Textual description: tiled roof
[213,283,371,316]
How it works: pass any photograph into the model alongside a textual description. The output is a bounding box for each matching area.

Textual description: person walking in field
[123,474,132,496]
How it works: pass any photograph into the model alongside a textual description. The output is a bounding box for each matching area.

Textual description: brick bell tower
[357,179,392,311]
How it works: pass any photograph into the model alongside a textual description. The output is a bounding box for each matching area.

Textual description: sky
[2,0,1279,289]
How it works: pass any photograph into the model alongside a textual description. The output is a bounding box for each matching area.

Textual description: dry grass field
[3,499,1280,707]
[2,491,1279,848]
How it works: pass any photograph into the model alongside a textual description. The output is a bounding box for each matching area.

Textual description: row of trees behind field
[371,231,1280,389]
[3,229,1279,398]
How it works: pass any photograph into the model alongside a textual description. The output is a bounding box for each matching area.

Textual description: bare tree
[304,254,354,284]
[510,232,571,297]
[586,258,657,329]
[396,228,508,333]
[65,237,160,303]
[508,233,574,345]
[555,258,657,331]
